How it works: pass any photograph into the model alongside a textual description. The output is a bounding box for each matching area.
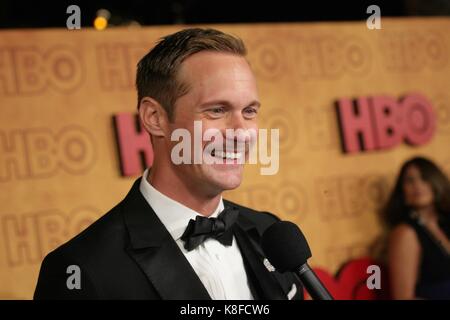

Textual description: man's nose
[224,112,257,144]
[228,112,247,130]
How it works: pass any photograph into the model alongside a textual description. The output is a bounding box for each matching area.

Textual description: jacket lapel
[122,178,211,300]
[233,210,287,300]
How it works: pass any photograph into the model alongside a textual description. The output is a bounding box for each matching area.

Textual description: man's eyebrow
[245,100,261,108]
[199,100,261,108]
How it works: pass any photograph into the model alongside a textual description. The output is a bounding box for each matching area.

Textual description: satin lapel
[234,215,287,300]
[122,178,211,300]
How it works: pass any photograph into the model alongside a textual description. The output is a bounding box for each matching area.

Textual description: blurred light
[94,8,110,31]
[96,9,111,20]
[94,16,108,30]
[127,20,142,28]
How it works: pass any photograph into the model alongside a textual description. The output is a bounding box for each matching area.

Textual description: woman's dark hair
[383,156,450,227]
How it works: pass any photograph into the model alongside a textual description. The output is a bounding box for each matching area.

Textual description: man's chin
[200,165,244,193]
[220,180,242,191]
[209,175,243,192]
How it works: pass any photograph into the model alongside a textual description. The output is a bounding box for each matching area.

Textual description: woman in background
[385,156,450,299]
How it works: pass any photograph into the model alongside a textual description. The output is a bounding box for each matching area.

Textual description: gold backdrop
[1,18,449,299]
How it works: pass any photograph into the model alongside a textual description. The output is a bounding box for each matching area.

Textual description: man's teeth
[214,150,242,160]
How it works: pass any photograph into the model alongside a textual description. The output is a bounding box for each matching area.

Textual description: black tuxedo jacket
[34,178,303,300]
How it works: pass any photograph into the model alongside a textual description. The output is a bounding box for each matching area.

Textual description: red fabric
[304,257,391,300]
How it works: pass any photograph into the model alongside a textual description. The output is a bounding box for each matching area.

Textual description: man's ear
[139,97,169,137]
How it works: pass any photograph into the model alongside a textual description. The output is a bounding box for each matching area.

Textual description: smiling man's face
[165,51,260,197]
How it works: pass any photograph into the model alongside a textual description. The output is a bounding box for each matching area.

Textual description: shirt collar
[139,168,224,241]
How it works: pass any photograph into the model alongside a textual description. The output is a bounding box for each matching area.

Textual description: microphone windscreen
[261,221,312,273]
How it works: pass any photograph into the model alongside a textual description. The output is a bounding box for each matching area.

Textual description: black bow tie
[180,207,239,251]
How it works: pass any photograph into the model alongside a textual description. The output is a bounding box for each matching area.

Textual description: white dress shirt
[139,169,254,300]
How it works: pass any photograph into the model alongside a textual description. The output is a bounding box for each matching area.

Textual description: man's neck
[147,166,222,217]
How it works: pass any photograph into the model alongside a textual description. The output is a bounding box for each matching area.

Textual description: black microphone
[261,220,333,300]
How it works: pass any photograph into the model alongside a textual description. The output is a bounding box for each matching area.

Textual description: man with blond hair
[34,28,302,300]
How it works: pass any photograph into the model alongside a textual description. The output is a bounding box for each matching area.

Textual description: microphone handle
[296,263,334,300]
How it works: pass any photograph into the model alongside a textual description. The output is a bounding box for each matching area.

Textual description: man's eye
[208,107,225,116]
[244,108,258,117]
